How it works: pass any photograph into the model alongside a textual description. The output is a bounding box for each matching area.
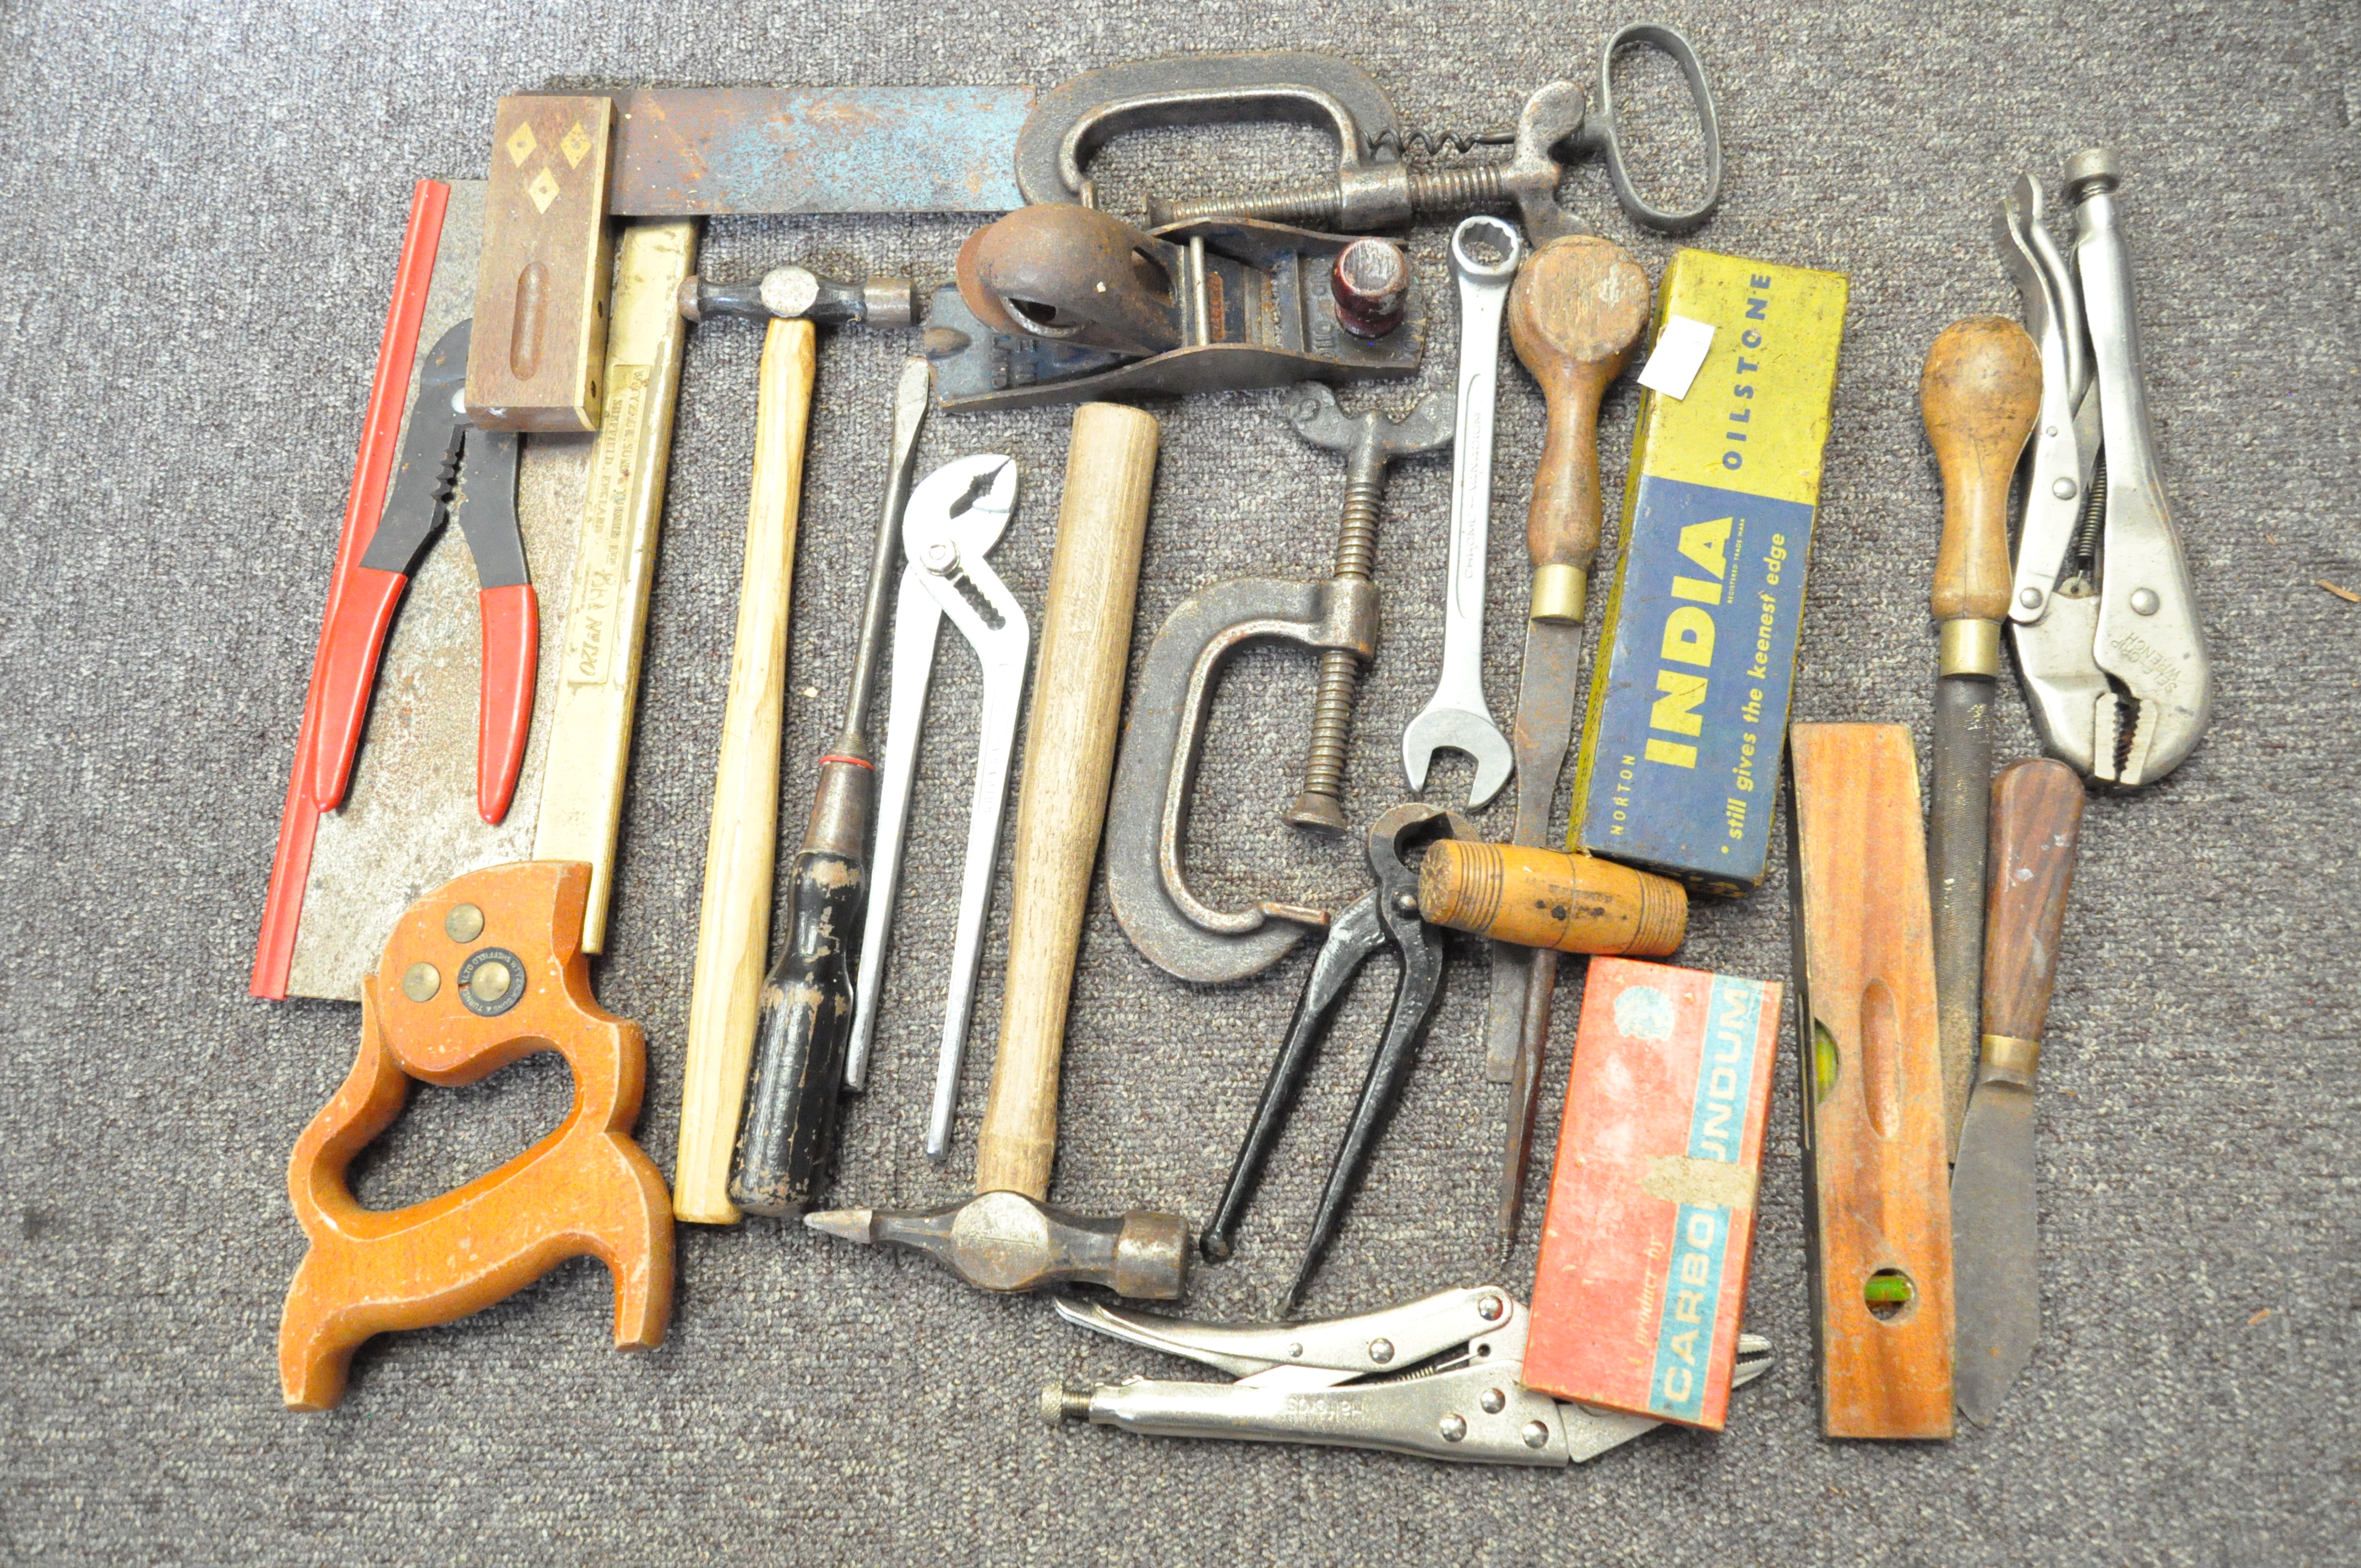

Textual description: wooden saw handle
[975,403,1160,1200]
[1923,317,2039,625]
[674,319,816,1225]
[1982,759,2085,1046]
[1508,235,1651,620]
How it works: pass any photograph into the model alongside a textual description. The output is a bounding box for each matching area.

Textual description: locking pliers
[1042,1286,1772,1466]
[1997,150,2211,788]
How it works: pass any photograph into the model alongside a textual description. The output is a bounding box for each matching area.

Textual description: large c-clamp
[1106,385,1451,985]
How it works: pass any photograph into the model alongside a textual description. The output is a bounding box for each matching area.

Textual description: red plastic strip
[815,754,876,771]
[474,582,538,824]
[252,179,451,999]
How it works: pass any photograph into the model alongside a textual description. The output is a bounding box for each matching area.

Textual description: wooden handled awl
[1922,317,2041,1159]
[1952,759,2083,1424]
[1419,841,1685,957]
[1789,722,1955,1440]
[673,320,818,1225]
[1488,232,1653,1250]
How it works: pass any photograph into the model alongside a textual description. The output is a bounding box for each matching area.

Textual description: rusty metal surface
[608,87,1033,216]
[287,180,590,1001]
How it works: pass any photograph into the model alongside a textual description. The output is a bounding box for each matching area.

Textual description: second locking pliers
[1997,149,2211,788]
[1042,1286,1772,1466]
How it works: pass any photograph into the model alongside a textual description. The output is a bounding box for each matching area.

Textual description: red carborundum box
[1522,958,1780,1430]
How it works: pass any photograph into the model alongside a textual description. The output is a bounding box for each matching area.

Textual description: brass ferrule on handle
[1938,618,2004,678]
[1530,563,1587,624]
[1977,1032,2041,1087]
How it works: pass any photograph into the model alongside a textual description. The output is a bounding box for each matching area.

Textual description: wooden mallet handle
[674,319,815,1225]
[1507,235,1651,622]
[1982,759,2085,1048]
[1923,317,2039,626]
[974,403,1161,1200]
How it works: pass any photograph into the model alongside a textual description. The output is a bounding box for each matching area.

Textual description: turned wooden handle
[1981,759,2085,1044]
[975,402,1161,1200]
[1508,236,1651,612]
[1922,317,2039,624]
[673,319,815,1225]
[1419,841,1685,956]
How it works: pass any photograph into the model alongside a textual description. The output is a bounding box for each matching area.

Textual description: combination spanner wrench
[844,453,1030,1163]
[1401,215,1522,808]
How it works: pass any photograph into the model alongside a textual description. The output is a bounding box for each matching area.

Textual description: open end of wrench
[1401,701,1514,808]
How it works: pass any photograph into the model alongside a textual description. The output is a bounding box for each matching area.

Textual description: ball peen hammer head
[806,1190,1189,1299]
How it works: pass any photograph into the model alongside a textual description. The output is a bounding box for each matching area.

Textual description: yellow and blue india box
[1570,250,1848,894]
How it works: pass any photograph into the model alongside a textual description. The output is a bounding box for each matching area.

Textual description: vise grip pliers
[308,318,535,824]
[844,454,1028,1161]
[1996,149,2210,787]
[1043,1286,1772,1466]
[1199,803,1469,1313]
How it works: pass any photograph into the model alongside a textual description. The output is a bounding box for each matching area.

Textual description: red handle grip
[476,583,537,824]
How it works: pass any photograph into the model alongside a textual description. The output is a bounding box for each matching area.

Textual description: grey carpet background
[2,1,2355,1562]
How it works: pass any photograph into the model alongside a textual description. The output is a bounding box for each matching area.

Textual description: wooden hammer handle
[1507,236,1651,616]
[975,404,1160,1200]
[1923,317,2040,624]
[673,319,815,1225]
[1981,758,2085,1045]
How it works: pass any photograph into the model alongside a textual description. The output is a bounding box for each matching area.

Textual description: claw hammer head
[806,1190,1189,1298]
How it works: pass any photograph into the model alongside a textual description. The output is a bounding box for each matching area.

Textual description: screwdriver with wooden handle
[1922,318,2042,1159]
[1487,233,1652,1251]
[727,358,932,1217]
[1952,757,2083,1423]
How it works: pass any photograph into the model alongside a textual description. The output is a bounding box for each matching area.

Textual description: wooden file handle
[1507,235,1651,619]
[1981,759,2085,1045]
[1922,317,2040,624]
[975,403,1161,1200]
[673,319,816,1224]
[1418,841,1685,957]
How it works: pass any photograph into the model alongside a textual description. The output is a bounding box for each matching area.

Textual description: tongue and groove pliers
[309,318,536,824]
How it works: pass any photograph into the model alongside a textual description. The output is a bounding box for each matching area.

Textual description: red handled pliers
[309,318,535,824]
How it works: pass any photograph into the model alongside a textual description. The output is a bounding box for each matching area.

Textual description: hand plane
[925,204,1423,411]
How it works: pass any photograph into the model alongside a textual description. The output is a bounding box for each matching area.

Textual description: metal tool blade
[846,572,942,1092]
[1929,673,1995,1157]
[1951,1078,2039,1423]
[1484,615,1584,1081]
[609,87,1034,216]
[1487,614,1585,1251]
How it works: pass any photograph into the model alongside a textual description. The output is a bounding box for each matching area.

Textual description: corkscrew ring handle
[1570,21,1723,234]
